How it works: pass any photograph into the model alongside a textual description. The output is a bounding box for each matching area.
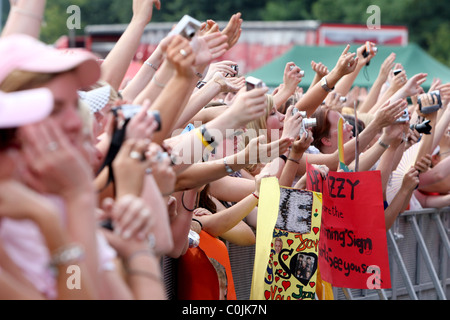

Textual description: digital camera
[289,65,305,76]
[393,69,403,76]
[362,41,377,66]
[226,64,239,77]
[300,118,317,137]
[245,76,266,91]
[291,107,316,137]
[292,107,307,118]
[112,104,161,131]
[168,15,201,40]
[418,90,442,114]
[396,108,410,123]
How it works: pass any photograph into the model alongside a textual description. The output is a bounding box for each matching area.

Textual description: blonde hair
[238,94,274,173]
[0,70,57,92]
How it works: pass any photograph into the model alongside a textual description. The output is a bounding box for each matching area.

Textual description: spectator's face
[266,106,285,142]
[43,72,83,144]
[326,110,353,152]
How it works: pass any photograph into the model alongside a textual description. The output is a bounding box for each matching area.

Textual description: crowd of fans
[0,0,448,300]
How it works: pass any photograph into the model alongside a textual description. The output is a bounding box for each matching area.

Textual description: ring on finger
[130,150,143,161]
[180,49,187,57]
[47,141,59,152]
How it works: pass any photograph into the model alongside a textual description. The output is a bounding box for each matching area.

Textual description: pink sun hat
[0,88,53,128]
[0,34,100,88]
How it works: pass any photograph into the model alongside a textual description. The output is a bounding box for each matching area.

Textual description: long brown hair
[311,106,331,152]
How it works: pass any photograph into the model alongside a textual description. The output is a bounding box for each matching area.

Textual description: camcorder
[289,65,305,77]
[168,15,201,40]
[362,41,378,66]
[396,108,410,123]
[111,104,161,132]
[292,107,317,136]
[245,76,266,91]
[226,64,239,77]
[410,119,432,135]
[418,90,442,114]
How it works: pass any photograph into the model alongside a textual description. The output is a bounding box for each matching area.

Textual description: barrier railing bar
[341,288,354,300]
[387,229,419,300]
[432,213,450,258]
[408,215,447,300]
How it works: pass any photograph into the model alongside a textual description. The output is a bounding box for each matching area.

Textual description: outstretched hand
[333,45,359,77]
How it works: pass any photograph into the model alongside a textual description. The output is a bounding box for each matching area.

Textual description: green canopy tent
[248,44,450,91]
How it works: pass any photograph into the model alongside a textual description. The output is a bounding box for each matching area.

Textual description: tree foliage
[2,0,447,66]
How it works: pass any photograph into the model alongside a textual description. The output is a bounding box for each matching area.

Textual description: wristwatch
[320,76,335,93]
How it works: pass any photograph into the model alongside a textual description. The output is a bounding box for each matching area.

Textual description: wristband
[378,138,390,149]
[144,61,158,71]
[195,127,215,152]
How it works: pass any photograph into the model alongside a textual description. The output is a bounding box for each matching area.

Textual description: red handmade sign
[306,160,324,193]
[318,170,391,289]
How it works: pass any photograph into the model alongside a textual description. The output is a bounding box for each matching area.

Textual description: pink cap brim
[0,34,100,88]
[0,88,53,128]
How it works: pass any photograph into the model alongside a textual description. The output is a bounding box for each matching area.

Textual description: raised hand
[225,86,269,128]
[333,45,359,77]
[221,12,243,49]
[244,135,293,165]
[112,138,151,198]
[373,99,408,128]
[131,0,161,25]
[125,100,160,141]
[165,35,196,78]
[192,32,228,68]
[311,60,329,78]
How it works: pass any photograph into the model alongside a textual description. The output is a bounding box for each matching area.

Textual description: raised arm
[296,45,359,117]
[358,52,396,113]
[2,0,46,39]
[100,0,161,92]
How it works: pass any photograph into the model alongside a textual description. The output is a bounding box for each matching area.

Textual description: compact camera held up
[289,64,305,77]
[112,104,161,132]
[396,108,410,123]
[362,41,377,66]
[245,76,266,91]
[168,15,202,40]
[292,107,317,137]
[226,64,239,77]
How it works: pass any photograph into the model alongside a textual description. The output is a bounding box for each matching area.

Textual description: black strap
[97,118,131,196]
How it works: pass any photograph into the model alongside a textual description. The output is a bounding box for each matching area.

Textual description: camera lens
[184,25,196,39]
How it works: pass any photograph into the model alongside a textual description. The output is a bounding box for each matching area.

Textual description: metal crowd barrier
[163,206,450,300]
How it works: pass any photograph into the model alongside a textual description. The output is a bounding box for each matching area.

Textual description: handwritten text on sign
[317,170,391,289]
